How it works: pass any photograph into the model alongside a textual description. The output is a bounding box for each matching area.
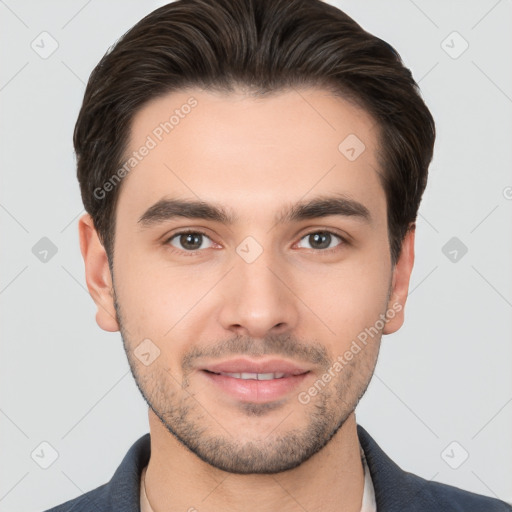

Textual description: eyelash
[163,229,348,257]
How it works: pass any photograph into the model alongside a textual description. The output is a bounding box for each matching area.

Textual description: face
[80,86,414,474]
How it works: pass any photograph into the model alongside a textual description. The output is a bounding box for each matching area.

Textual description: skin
[79,87,415,512]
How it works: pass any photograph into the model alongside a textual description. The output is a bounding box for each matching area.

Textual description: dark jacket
[43,425,512,511]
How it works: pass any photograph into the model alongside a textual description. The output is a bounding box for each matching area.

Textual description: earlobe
[78,213,120,332]
[383,225,416,335]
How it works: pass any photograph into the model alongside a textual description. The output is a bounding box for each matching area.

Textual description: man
[45,0,511,510]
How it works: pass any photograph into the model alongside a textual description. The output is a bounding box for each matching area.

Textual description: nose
[218,249,300,339]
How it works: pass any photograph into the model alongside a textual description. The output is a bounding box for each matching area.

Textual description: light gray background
[1,1,511,510]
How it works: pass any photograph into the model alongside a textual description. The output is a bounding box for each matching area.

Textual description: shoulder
[40,482,110,512]
[41,433,150,512]
[357,424,512,512]
[400,468,512,511]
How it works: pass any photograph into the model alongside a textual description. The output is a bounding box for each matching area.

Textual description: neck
[144,410,365,512]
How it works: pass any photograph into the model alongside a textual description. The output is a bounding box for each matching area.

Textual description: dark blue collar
[57,424,510,511]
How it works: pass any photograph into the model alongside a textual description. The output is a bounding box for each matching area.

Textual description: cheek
[303,255,391,341]
[113,252,169,338]
[114,251,217,344]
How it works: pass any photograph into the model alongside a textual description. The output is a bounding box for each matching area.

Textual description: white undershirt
[360,446,377,511]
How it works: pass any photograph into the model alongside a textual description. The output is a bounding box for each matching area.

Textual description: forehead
[116,86,386,229]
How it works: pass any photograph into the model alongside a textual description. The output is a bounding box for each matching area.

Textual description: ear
[78,213,120,332]
[383,224,415,335]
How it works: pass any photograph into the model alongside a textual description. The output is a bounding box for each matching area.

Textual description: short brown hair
[74,0,435,269]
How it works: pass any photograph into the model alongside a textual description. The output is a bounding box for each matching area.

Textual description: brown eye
[167,231,213,252]
[297,231,344,251]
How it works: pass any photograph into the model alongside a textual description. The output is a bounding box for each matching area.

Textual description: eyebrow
[137,193,372,229]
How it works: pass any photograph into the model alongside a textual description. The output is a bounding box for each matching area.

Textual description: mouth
[203,370,295,380]
[199,358,312,403]
[201,357,310,376]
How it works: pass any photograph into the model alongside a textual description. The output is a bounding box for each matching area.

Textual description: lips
[199,357,312,403]
[202,357,310,377]
[211,371,287,380]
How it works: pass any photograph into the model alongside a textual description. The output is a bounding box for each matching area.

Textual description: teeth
[255,372,286,380]
[218,372,287,380]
